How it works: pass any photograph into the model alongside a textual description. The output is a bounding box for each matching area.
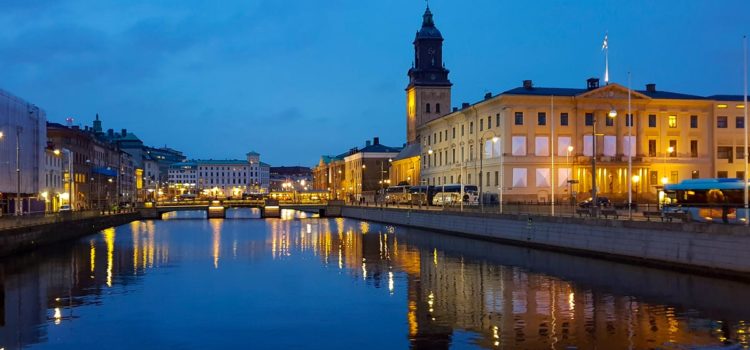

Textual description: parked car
[59,205,71,212]
[578,197,611,208]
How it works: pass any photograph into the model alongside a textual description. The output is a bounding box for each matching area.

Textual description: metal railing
[0,209,134,230]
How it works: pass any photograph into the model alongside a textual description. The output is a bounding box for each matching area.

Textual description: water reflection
[1,215,750,349]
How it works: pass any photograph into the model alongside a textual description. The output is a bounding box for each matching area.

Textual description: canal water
[2,208,750,349]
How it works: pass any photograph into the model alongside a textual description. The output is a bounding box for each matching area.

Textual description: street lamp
[566,145,574,205]
[591,110,617,217]
[632,174,640,205]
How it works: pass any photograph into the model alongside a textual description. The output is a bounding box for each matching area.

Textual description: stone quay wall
[0,213,139,257]
[342,206,750,280]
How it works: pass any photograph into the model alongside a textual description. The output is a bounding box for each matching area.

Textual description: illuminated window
[717,116,728,128]
[717,104,728,108]
[585,113,594,126]
[668,115,677,128]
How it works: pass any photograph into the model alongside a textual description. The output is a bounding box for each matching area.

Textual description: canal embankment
[0,211,139,257]
[342,206,750,280]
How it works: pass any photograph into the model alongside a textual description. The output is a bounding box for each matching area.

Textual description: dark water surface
[2,208,750,349]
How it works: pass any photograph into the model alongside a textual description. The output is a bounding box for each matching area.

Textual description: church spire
[422,4,434,27]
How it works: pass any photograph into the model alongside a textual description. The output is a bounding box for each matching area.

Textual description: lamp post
[591,109,617,217]
[566,145,574,205]
[15,126,23,216]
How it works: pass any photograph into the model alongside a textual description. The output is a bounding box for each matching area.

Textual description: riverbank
[0,212,139,257]
[342,206,750,280]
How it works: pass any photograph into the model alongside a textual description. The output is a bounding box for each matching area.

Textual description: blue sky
[1,0,748,166]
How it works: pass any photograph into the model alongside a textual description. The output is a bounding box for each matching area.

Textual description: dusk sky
[1,0,748,166]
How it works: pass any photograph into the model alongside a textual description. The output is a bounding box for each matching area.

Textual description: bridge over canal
[138,200,344,219]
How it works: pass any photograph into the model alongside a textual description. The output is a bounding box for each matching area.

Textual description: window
[536,168,551,188]
[690,140,698,158]
[648,140,657,157]
[738,171,746,180]
[668,115,677,128]
[692,170,700,179]
[718,171,728,178]
[538,112,546,126]
[560,112,568,126]
[470,122,474,134]
[669,140,677,157]
[512,168,528,187]
[427,135,431,145]
[452,127,456,139]
[426,103,431,113]
[605,115,614,127]
[670,171,679,184]
[511,136,527,156]
[461,124,465,136]
[650,171,658,186]
[718,116,728,128]
[436,103,441,114]
[558,136,572,156]
[585,113,594,126]
[496,114,501,127]
[452,148,455,163]
[737,146,746,160]
[737,116,745,129]
[690,115,698,128]
[480,119,484,131]
[515,112,524,125]
[625,114,633,127]
[648,114,656,127]
[478,172,482,187]
[535,136,549,156]
[494,171,499,186]
[487,116,492,129]
[486,172,490,186]
[583,135,593,156]
[717,146,733,163]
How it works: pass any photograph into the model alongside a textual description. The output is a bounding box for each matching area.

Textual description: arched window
[435,103,441,114]
[426,103,431,113]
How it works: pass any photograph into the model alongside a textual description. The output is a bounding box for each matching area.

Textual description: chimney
[366,140,371,147]
[523,80,533,89]
[373,137,380,145]
[121,128,127,136]
[461,102,470,109]
[646,83,656,92]
[587,78,600,90]
[484,92,492,100]
[452,107,458,112]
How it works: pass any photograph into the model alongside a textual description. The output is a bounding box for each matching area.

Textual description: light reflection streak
[103,227,115,287]
[89,240,96,274]
[210,220,221,268]
[388,270,394,294]
[53,308,62,325]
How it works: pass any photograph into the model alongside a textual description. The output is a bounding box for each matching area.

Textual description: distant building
[0,89,46,215]
[314,138,401,202]
[270,166,312,192]
[168,151,270,198]
[42,146,64,211]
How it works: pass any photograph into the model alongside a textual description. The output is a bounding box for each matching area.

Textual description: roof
[246,151,260,156]
[501,85,707,100]
[393,143,421,161]
[416,7,442,39]
[359,143,402,154]
[707,95,750,102]
[636,90,706,100]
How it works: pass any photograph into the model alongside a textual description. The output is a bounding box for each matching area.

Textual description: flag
[602,33,608,51]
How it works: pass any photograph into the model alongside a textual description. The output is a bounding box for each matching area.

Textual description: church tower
[406,5,452,144]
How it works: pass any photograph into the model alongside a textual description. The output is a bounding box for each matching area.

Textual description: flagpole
[551,95,555,216]
[604,32,609,84]
[628,71,633,220]
[744,35,748,226]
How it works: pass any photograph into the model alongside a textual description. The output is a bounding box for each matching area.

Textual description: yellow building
[389,143,421,186]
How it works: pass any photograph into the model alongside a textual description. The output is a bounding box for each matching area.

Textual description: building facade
[168,152,270,198]
[0,89,47,214]
[395,6,749,205]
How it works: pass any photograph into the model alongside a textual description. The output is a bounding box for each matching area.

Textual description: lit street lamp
[591,109,617,217]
